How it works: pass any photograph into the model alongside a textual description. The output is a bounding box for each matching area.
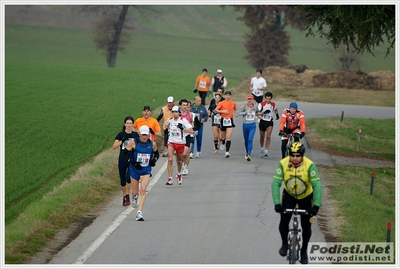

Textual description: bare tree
[81,5,160,67]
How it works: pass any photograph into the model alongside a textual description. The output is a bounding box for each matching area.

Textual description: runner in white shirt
[165,105,194,185]
[250,69,267,103]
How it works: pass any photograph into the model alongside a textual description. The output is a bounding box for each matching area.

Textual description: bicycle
[279,132,300,157]
[283,207,308,264]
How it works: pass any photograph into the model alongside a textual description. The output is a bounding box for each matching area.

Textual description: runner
[165,106,194,185]
[214,90,237,158]
[156,96,175,157]
[257,92,279,157]
[208,93,223,154]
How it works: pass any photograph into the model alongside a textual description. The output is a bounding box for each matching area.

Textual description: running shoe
[177,174,182,185]
[264,149,269,157]
[246,155,251,162]
[136,211,144,221]
[260,148,265,157]
[220,144,225,150]
[125,194,130,205]
[166,177,173,185]
[196,152,201,158]
[182,164,188,175]
[225,152,230,158]
[162,151,168,157]
[190,153,193,159]
[122,196,127,206]
[131,195,138,208]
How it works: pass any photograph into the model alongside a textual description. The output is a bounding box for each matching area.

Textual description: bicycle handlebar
[283,208,308,214]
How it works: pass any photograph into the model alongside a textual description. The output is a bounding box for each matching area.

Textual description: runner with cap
[278,101,306,159]
[214,90,237,158]
[236,94,260,161]
[133,105,163,142]
[165,105,194,185]
[125,125,159,221]
[156,96,175,157]
[211,69,228,96]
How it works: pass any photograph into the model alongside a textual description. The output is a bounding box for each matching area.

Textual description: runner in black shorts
[257,92,279,157]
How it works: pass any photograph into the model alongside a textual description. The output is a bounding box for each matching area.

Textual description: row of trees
[84,5,395,69]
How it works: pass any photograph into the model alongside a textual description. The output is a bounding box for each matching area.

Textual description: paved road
[49,102,395,266]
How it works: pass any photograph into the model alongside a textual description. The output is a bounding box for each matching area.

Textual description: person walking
[193,68,212,105]
[165,106,194,185]
[271,142,322,264]
[190,96,209,158]
[257,92,279,157]
[125,125,159,221]
[211,69,227,96]
[236,94,259,161]
[112,116,139,206]
[208,92,223,154]
[133,105,163,142]
[214,90,237,158]
[278,102,306,159]
[250,69,267,103]
[156,96,175,157]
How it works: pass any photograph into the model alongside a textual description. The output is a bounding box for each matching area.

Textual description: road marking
[74,160,167,264]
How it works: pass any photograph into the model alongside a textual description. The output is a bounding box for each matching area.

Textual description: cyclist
[278,102,306,159]
[271,142,322,264]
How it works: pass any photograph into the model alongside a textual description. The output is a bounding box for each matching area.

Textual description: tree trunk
[107,5,129,68]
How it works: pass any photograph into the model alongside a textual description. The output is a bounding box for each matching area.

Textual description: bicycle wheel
[285,139,292,157]
[289,235,297,264]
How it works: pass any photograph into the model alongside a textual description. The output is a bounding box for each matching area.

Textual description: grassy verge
[319,166,395,243]
[5,149,120,263]
[306,117,395,161]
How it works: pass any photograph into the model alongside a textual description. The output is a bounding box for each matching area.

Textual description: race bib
[263,113,272,121]
[170,128,181,137]
[245,111,256,121]
[213,114,221,124]
[199,80,206,88]
[136,153,150,167]
[222,118,232,126]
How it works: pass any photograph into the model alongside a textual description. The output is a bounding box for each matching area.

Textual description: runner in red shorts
[165,106,194,185]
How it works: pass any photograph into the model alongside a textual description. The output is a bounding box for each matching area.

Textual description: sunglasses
[291,154,302,157]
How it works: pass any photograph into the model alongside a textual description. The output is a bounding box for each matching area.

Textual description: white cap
[139,125,150,135]
[171,105,180,112]
[167,96,174,102]
[217,69,222,73]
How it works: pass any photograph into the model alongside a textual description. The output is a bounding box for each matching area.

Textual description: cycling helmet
[289,142,305,156]
[289,102,298,109]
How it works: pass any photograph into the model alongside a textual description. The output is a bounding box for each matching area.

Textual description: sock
[222,139,226,145]
[226,140,231,151]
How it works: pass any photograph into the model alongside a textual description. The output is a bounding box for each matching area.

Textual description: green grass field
[4,5,396,263]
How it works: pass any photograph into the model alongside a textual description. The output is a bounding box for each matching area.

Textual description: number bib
[222,118,232,127]
[246,111,256,121]
[136,153,150,167]
[199,80,206,88]
[263,113,272,121]
[213,114,221,124]
[170,128,182,137]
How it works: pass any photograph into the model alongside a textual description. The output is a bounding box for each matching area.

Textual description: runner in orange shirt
[214,91,237,158]
[133,106,162,142]
[193,68,212,106]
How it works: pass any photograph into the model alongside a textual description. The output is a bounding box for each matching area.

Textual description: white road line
[74,160,167,264]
